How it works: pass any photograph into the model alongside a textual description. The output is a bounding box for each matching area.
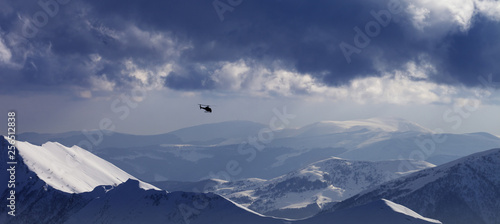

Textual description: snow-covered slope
[155,157,434,219]
[330,148,500,224]
[12,137,158,193]
[244,158,434,216]
[298,199,442,224]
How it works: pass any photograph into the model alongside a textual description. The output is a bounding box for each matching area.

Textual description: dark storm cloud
[439,17,500,86]
[164,64,216,90]
[1,0,499,95]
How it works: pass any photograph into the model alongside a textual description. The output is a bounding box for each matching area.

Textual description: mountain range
[4,117,499,223]
[153,157,434,219]
[17,118,500,183]
[0,136,442,224]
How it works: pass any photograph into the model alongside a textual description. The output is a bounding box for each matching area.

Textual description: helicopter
[198,104,212,113]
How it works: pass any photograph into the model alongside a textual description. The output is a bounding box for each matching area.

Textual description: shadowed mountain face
[329,148,500,224]
[296,199,442,224]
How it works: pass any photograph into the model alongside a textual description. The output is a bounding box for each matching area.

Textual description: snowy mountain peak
[298,117,431,136]
[7,137,159,193]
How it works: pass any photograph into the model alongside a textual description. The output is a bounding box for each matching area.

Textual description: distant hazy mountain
[16,118,500,183]
[169,120,267,144]
[16,118,431,149]
[17,131,182,150]
[17,120,266,150]
[285,117,432,138]
[337,131,500,163]
[108,121,499,182]
[269,119,500,164]
[329,148,500,224]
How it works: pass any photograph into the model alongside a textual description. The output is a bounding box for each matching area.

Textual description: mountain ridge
[328,148,500,224]
[16,117,434,149]
[0,137,287,224]
[10,137,158,193]
[153,156,435,219]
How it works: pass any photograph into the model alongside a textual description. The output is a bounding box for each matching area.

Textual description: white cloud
[346,73,450,104]
[90,74,115,91]
[120,59,175,90]
[89,53,102,62]
[212,59,250,90]
[78,90,92,98]
[95,25,192,90]
[199,59,464,105]
[0,36,12,64]
[404,0,500,34]
[209,60,331,97]
[403,0,475,39]
[83,21,190,91]
[475,0,500,21]
[115,25,192,60]
[85,19,120,40]
[453,97,481,109]
[406,4,431,30]
[124,59,150,85]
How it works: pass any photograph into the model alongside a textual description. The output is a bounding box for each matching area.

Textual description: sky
[1,0,500,136]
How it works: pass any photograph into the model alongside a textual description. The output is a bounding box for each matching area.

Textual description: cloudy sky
[1,0,500,136]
